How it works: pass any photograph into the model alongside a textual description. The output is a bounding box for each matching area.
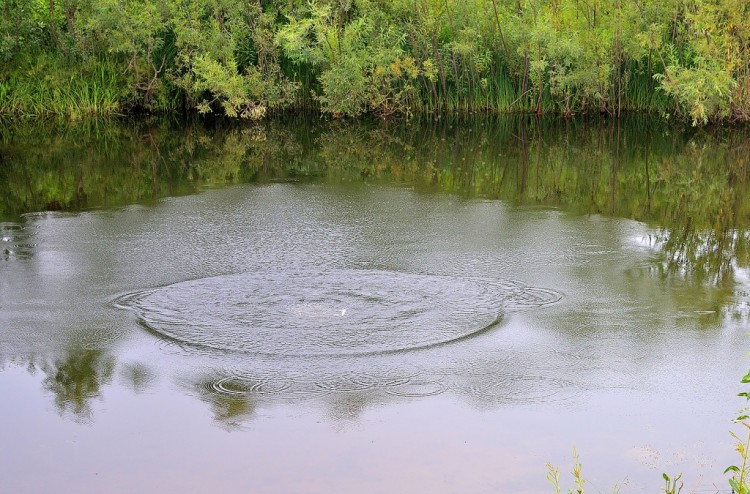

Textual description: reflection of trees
[0,116,695,220]
[41,348,115,422]
[652,133,750,286]
[657,229,749,285]
[3,116,750,287]
[0,119,312,219]
[118,362,156,394]
[193,376,258,430]
[191,371,398,428]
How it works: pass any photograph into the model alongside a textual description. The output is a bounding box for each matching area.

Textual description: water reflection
[180,342,586,428]
[646,133,750,286]
[194,374,259,430]
[2,116,750,429]
[118,362,156,394]
[39,348,115,422]
[3,117,749,283]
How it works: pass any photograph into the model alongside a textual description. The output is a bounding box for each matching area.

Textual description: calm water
[1,117,750,493]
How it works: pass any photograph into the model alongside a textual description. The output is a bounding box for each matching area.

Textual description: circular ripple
[212,376,292,395]
[115,269,561,357]
[385,380,447,397]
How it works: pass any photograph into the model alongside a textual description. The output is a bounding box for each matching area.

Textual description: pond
[1,116,749,493]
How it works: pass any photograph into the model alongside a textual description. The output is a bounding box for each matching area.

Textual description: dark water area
[1,116,750,493]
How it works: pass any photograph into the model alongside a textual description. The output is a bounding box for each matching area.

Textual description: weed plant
[725,370,750,494]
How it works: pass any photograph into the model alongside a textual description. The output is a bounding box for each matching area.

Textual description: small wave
[463,374,577,404]
[385,379,447,397]
[212,376,292,395]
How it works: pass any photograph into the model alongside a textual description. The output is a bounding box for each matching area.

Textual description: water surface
[1,117,749,493]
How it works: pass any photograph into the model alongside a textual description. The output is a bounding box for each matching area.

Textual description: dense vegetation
[1,0,750,123]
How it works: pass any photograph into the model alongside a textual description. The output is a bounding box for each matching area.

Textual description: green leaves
[662,472,683,494]
[3,0,750,121]
[726,368,750,494]
[277,17,327,67]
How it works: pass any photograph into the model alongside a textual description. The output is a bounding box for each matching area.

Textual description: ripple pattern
[192,362,581,411]
[1,223,35,260]
[116,269,562,357]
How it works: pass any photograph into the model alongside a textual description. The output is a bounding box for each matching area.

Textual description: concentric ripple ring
[114,269,561,357]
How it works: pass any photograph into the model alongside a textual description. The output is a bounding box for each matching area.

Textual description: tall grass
[0,48,678,119]
[621,67,672,114]
[0,56,124,118]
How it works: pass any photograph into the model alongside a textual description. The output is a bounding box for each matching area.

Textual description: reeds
[0,41,726,120]
[0,57,124,118]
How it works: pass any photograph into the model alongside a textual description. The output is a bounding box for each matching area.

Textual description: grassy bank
[1,0,749,123]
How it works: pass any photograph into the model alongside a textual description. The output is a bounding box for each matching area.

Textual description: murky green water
[1,116,749,493]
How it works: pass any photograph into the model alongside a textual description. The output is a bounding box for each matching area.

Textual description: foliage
[661,473,683,494]
[545,447,623,494]
[2,0,750,121]
[726,370,750,494]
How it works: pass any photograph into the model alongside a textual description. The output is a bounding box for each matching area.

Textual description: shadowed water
[1,117,750,493]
